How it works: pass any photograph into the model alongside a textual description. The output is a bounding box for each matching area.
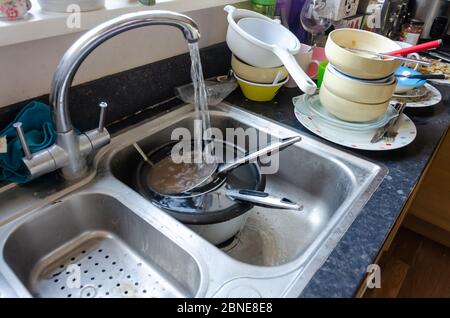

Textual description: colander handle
[273,46,317,95]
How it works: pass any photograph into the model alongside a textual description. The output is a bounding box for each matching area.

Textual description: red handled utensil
[387,39,442,56]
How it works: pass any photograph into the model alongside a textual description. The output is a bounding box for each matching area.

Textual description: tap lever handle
[98,101,108,132]
[13,122,32,160]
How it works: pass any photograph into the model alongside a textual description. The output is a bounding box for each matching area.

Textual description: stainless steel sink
[0,103,387,297]
[1,193,201,298]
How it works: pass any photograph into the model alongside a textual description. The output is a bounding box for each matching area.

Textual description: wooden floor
[364,227,450,298]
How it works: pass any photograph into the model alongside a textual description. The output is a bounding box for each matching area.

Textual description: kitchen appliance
[379,0,411,39]
[411,0,450,40]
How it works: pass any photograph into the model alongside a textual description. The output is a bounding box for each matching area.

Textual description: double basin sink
[0,103,387,297]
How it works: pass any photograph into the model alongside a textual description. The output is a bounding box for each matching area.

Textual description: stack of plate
[293,94,417,151]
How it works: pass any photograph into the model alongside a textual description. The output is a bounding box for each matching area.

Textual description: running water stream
[188,43,215,164]
[144,43,217,195]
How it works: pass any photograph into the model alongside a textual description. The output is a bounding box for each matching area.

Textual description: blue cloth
[0,101,56,184]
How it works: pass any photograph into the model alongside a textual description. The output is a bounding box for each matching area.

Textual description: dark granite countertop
[225,83,450,298]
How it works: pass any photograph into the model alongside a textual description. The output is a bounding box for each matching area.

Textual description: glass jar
[400,19,424,45]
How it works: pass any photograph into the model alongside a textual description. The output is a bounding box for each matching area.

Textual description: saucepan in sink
[133,139,303,245]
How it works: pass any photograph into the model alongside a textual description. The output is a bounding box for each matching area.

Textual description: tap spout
[50,10,200,134]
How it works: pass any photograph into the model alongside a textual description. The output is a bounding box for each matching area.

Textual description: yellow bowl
[235,74,289,102]
[231,54,289,84]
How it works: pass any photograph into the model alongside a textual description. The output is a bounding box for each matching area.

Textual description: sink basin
[108,103,386,268]
[1,193,201,298]
[0,102,387,297]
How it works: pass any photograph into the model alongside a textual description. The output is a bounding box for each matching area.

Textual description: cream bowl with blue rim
[394,66,426,94]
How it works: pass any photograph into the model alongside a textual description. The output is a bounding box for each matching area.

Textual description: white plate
[293,94,398,131]
[429,78,450,85]
[392,83,442,108]
[294,106,417,151]
[392,85,428,98]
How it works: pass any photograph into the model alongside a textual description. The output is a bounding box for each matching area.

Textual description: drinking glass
[300,0,333,44]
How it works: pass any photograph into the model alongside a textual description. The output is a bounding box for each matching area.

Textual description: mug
[0,0,31,20]
[395,41,421,70]
[316,61,329,88]
[285,44,322,88]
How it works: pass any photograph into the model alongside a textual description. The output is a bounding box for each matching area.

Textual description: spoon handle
[133,142,153,166]
[218,136,301,174]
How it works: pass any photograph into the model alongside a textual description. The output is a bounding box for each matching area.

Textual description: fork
[383,102,407,143]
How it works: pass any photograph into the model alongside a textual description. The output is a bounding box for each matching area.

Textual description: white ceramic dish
[225,5,299,68]
[392,83,442,108]
[231,54,288,84]
[393,85,428,98]
[293,94,398,131]
[224,6,316,94]
[319,84,390,122]
[294,107,417,151]
[324,64,397,104]
[325,28,402,79]
[332,67,393,83]
[394,66,426,94]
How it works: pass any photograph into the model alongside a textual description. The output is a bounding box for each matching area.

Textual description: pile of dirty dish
[320,28,402,122]
[224,5,317,101]
[390,65,443,108]
[231,55,289,102]
[293,29,419,151]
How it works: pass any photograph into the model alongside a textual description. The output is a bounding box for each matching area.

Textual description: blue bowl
[394,66,426,93]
